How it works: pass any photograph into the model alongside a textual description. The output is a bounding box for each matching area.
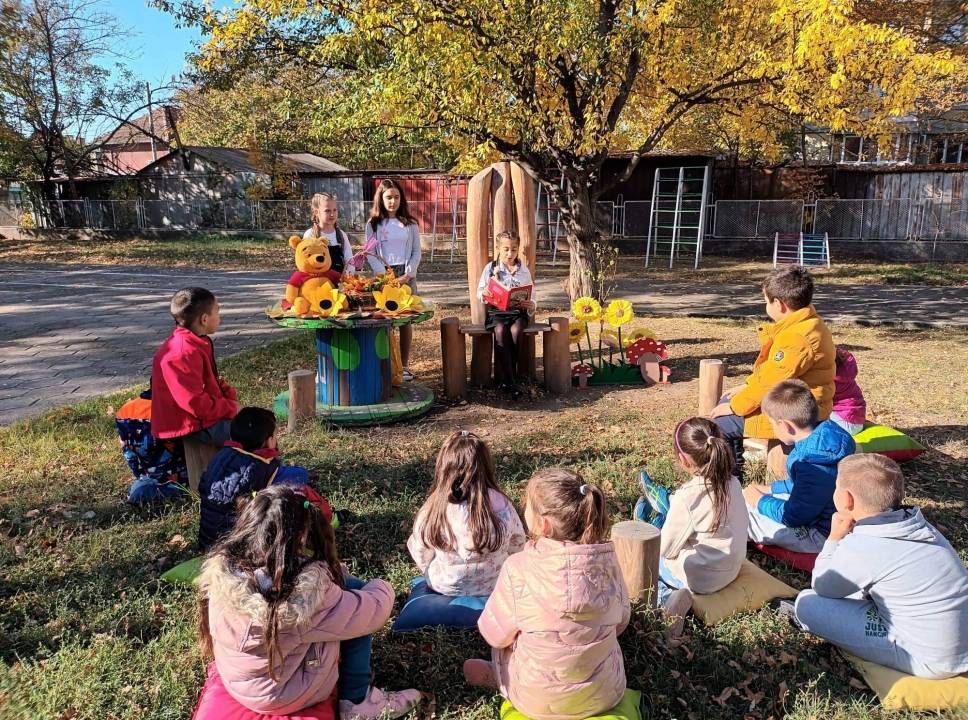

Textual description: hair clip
[706,436,715,446]
[579,484,590,496]
[460,430,469,437]
[251,491,257,499]
[303,500,312,510]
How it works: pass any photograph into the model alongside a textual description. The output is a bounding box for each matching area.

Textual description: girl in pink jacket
[407,430,526,597]
[464,468,630,720]
[830,347,867,435]
[197,485,422,720]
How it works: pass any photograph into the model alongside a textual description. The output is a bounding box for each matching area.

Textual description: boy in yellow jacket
[709,266,836,477]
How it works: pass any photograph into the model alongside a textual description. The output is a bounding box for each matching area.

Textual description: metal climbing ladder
[773,232,831,268]
[645,165,711,269]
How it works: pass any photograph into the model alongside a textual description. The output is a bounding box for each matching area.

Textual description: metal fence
[8,195,968,245]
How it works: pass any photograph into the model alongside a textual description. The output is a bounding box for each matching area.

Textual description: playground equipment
[773,232,831,268]
[645,165,711,269]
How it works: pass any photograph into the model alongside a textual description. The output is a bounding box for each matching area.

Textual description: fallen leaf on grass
[778,681,789,703]
[713,687,738,706]
[849,677,868,691]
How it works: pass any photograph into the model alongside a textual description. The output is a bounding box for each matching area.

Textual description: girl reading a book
[476,231,536,400]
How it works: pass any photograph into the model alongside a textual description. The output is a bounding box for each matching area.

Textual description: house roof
[137,146,348,175]
[96,106,181,147]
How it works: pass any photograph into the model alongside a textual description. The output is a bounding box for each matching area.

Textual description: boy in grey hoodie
[794,453,968,679]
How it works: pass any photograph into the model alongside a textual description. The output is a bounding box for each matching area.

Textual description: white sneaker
[339,686,422,720]
[402,368,415,382]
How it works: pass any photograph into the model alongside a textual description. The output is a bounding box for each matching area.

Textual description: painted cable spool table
[267,304,435,426]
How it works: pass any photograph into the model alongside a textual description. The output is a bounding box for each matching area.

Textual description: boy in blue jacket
[198,406,333,549]
[741,379,855,553]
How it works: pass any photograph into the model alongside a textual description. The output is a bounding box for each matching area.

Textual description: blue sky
[103,1,208,87]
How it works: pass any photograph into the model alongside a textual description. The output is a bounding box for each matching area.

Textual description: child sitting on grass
[407,430,526,598]
[656,418,748,637]
[743,379,855,554]
[198,406,333,551]
[830,347,867,435]
[709,265,836,477]
[151,287,238,448]
[197,485,422,719]
[464,468,630,720]
[793,454,968,679]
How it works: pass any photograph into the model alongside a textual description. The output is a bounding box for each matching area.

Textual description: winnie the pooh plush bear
[283,235,343,315]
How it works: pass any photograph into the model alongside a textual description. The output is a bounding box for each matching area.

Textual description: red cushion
[192,664,338,720]
[753,543,818,572]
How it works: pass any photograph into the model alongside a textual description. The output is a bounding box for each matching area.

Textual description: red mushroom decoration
[626,338,670,386]
[572,362,594,389]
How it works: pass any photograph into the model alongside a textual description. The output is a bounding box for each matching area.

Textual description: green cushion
[160,556,203,586]
[853,423,926,463]
[499,689,641,720]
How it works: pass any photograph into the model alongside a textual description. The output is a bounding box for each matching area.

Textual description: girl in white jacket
[659,417,748,629]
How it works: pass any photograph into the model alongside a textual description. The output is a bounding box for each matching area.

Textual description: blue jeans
[339,576,372,704]
[127,476,187,503]
[657,557,684,605]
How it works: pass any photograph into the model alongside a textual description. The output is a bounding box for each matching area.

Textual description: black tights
[494,317,527,383]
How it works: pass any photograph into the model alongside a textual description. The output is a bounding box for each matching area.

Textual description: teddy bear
[283,235,343,315]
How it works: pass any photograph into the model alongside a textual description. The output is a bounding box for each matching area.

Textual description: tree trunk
[561,177,601,301]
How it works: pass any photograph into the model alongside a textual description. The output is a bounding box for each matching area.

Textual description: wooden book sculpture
[439,161,570,399]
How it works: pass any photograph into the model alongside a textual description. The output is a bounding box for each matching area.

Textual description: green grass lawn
[1,315,966,719]
[1,233,966,286]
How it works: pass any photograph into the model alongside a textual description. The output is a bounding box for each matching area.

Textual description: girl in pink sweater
[464,468,630,720]
[197,485,421,720]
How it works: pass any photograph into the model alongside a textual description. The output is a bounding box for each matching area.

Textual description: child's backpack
[116,389,188,503]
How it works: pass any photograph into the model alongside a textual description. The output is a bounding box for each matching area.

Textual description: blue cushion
[390,577,488,632]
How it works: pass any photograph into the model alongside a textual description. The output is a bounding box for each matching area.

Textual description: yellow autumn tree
[162,0,962,298]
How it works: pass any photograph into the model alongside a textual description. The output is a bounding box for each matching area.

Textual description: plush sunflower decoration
[568,321,587,344]
[572,296,602,322]
[374,284,416,315]
[604,299,634,327]
[307,281,347,318]
[600,328,621,349]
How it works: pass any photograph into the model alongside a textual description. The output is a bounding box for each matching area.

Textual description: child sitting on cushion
[198,406,332,550]
[198,485,422,719]
[464,468,630,720]
[655,417,748,638]
[151,287,238,448]
[709,265,836,478]
[830,347,867,436]
[793,454,968,679]
[407,430,526,599]
[742,379,855,554]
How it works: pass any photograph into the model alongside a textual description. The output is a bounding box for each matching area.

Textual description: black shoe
[769,597,801,627]
[510,384,524,401]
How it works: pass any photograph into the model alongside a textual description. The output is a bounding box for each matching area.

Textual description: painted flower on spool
[568,321,587,344]
[374,284,418,315]
[572,296,602,322]
[308,281,347,318]
[604,299,634,327]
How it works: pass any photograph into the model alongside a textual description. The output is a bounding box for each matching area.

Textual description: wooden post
[470,334,494,386]
[492,161,515,248]
[698,358,725,415]
[440,317,467,399]
[543,316,571,395]
[466,166,494,325]
[611,520,661,608]
[183,438,218,494]
[518,334,536,380]
[288,369,316,432]
[509,162,537,272]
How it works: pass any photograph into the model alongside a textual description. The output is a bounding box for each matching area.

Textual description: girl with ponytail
[407,430,526,597]
[656,417,748,623]
[197,485,422,719]
[464,467,631,720]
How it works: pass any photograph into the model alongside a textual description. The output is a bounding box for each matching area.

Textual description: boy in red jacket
[151,287,238,447]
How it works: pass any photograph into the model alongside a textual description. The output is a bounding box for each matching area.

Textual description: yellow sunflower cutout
[625,327,657,344]
[604,299,634,327]
[374,284,416,315]
[568,321,587,345]
[308,281,347,318]
[572,296,602,322]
